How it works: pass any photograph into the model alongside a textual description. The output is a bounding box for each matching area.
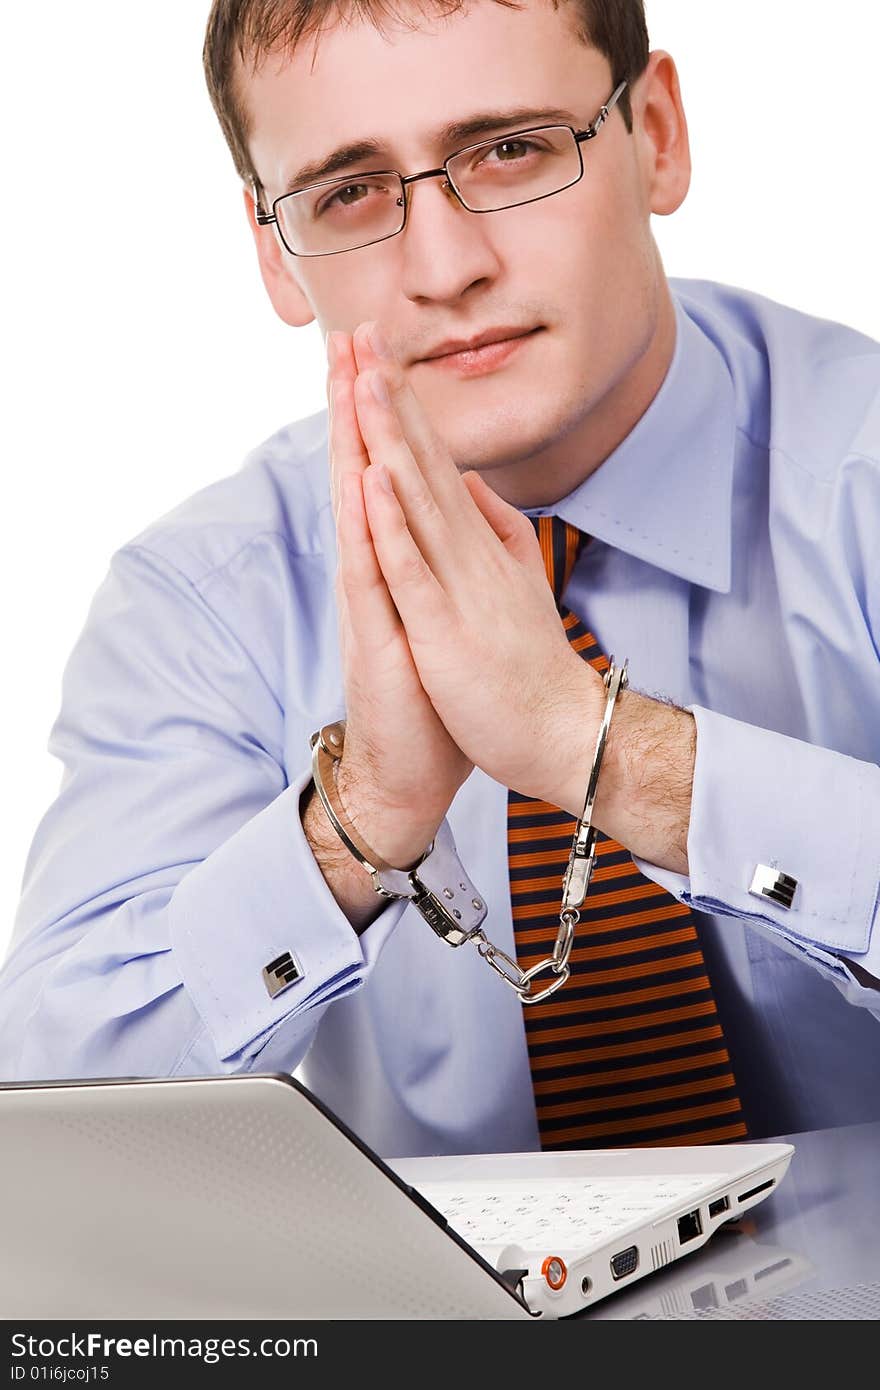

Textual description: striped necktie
[507,514,747,1149]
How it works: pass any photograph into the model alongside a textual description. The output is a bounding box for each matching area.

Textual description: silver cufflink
[263,950,303,998]
[749,864,798,910]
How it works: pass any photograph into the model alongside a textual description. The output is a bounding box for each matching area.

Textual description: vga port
[610,1245,639,1280]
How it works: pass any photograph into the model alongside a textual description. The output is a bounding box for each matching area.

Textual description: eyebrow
[281,106,580,193]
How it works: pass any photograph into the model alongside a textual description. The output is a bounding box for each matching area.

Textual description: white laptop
[0,1073,792,1320]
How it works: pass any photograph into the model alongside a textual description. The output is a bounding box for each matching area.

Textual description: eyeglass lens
[275,127,582,255]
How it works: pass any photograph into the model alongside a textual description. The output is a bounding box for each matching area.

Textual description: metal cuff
[309,722,488,946]
[560,657,629,914]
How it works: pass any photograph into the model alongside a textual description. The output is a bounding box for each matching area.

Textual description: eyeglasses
[253,81,627,258]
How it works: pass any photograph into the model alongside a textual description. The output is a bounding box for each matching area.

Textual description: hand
[326,327,473,867]
[351,322,607,807]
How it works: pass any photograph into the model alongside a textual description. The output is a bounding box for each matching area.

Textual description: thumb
[461,470,546,581]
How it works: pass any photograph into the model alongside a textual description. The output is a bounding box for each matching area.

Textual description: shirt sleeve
[0,543,408,1082]
[631,704,880,1017]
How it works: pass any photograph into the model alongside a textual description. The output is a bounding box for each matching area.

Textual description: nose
[396,174,502,305]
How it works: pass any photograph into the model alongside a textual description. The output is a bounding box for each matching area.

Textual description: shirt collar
[523,293,736,593]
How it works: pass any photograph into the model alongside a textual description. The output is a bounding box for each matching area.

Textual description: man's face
[242,0,686,500]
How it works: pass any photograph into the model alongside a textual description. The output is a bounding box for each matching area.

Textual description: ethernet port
[677,1209,703,1245]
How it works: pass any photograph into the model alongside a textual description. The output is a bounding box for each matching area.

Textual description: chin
[430,393,575,475]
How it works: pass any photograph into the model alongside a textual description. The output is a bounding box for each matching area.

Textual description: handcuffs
[309,657,628,1004]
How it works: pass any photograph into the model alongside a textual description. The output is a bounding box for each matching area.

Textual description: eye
[482,137,542,163]
[472,135,550,169]
[459,137,549,180]
[320,182,370,211]
[314,177,394,219]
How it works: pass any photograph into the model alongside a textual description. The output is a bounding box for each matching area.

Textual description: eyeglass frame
[253,79,628,258]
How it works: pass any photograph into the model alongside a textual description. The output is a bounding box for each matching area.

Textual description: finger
[353,367,460,585]
[361,462,450,644]
[337,468,408,661]
[460,470,547,582]
[353,321,482,526]
[328,331,370,521]
[326,330,345,436]
[331,326,358,385]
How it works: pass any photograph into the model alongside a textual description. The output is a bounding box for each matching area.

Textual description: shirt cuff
[631,704,880,986]
[168,758,408,1060]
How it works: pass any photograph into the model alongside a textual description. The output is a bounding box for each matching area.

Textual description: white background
[1,1,878,959]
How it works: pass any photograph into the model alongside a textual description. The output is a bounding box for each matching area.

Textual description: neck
[481,282,678,510]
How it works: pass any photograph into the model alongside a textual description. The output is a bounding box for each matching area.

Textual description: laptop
[0,1073,792,1320]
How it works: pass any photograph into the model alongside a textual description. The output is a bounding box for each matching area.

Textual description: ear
[631,50,692,216]
[242,184,316,328]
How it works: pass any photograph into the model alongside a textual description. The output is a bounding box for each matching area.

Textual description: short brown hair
[203,0,650,201]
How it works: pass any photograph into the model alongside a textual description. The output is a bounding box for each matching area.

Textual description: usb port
[610,1246,639,1280]
[677,1209,703,1245]
[709,1196,730,1219]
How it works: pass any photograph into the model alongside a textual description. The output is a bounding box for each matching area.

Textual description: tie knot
[528,514,589,607]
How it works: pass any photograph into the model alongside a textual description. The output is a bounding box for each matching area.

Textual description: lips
[416,328,541,378]
[419,326,540,362]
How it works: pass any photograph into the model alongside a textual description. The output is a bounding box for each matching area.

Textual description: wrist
[309,725,488,948]
[590,688,695,874]
[548,661,695,875]
[300,779,386,934]
[540,658,607,813]
[334,753,442,872]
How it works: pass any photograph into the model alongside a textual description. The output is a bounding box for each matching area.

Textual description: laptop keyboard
[415,1173,726,1249]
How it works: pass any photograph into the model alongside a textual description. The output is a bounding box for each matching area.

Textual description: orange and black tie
[507,515,747,1149]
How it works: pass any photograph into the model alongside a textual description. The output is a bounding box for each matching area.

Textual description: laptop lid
[0,1074,533,1320]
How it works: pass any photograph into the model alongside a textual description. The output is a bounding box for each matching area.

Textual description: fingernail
[369,370,391,408]
[370,323,393,358]
[373,463,394,493]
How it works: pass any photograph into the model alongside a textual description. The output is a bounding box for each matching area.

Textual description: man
[1,0,878,1158]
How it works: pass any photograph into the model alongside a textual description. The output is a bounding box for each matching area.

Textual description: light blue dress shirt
[2,278,879,1158]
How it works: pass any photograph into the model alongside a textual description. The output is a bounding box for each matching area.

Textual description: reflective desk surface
[586,1120,880,1319]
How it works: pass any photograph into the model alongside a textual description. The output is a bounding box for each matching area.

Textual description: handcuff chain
[472,913,576,1003]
